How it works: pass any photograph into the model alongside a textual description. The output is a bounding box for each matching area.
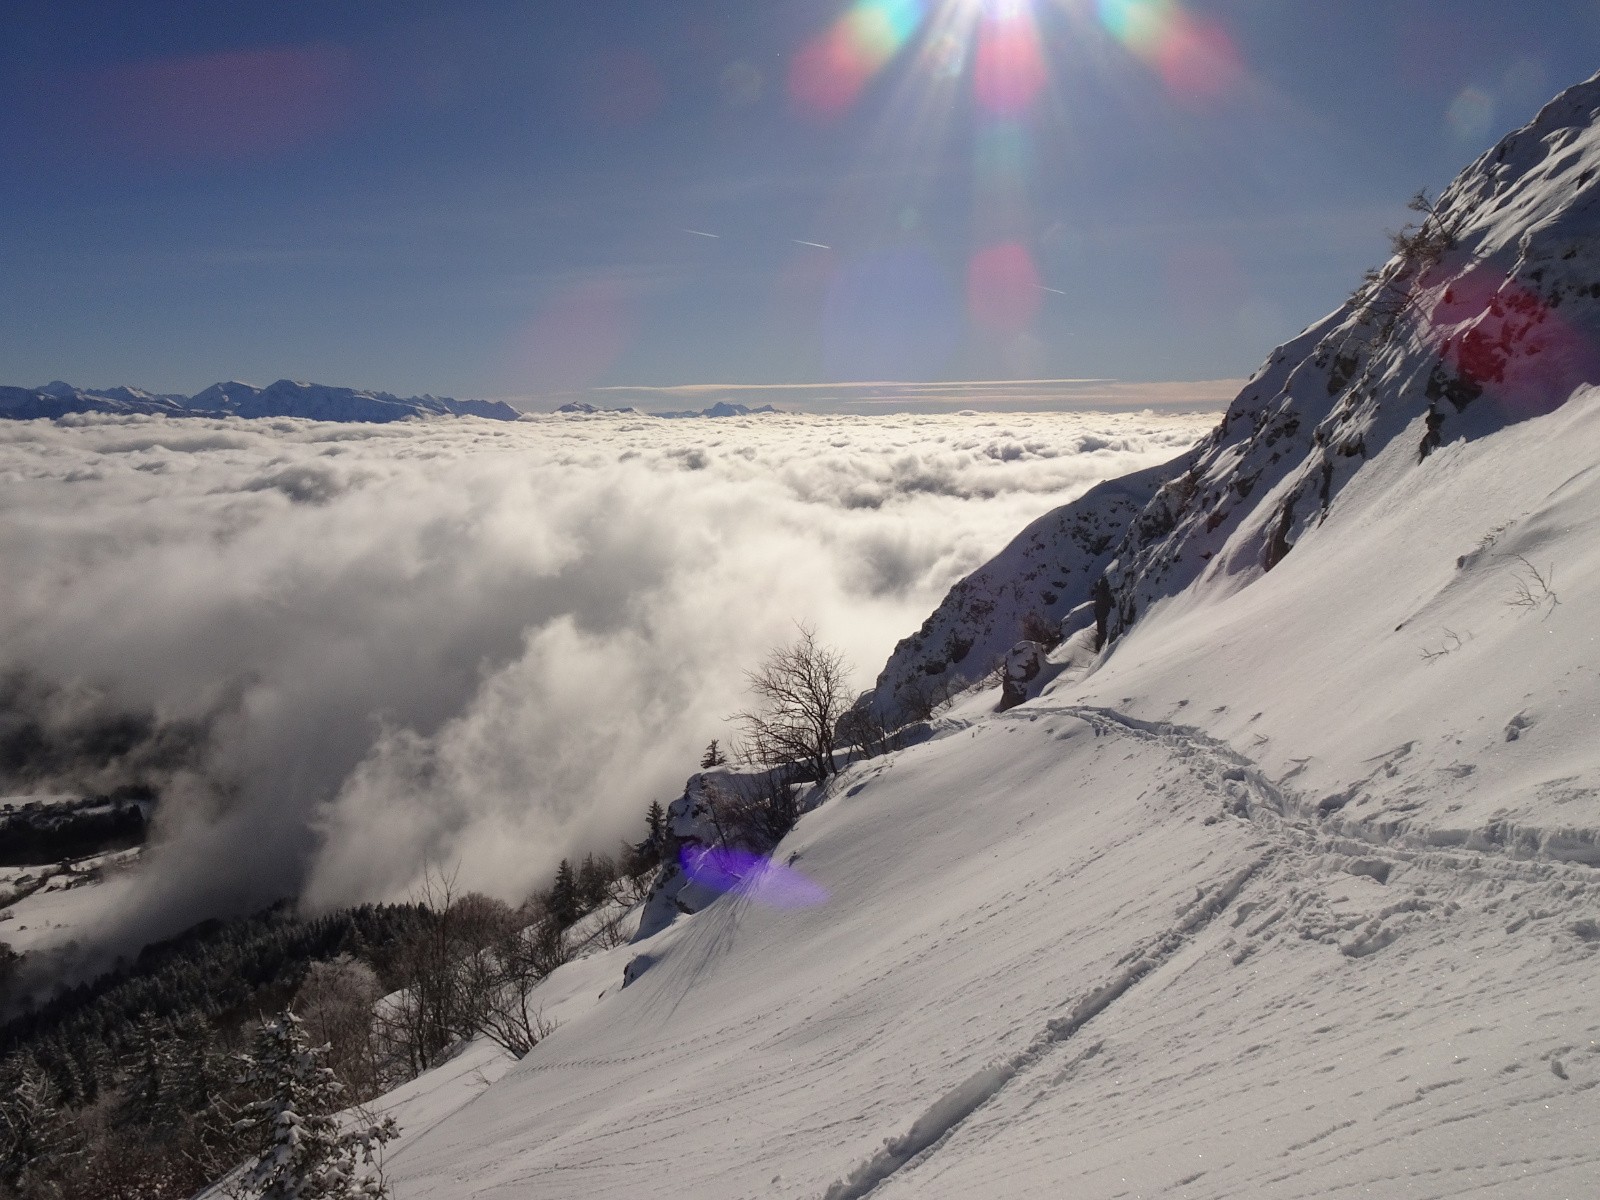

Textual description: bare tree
[467,918,565,1059]
[700,772,802,853]
[294,955,384,1101]
[733,624,851,782]
[1353,187,1458,338]
[377,872,517,1077]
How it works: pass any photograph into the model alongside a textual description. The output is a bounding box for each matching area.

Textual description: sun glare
[789,0,1250,362]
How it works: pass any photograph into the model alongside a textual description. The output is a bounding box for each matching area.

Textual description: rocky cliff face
[861,72,1600,726]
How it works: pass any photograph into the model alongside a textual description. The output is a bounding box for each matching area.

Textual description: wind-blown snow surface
[385,388,1600,1200]
[0,408,1210,958]
[380,80,1600,1200]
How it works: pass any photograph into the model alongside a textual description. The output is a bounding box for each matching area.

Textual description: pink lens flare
[974,10,1047,116]
[88,44,355,162]
[509,278,637,394]
[967,241,1043,333]
[789,0,926,120]
[680,846,829,909]
[1151,11,1243,103]
[1427,265,1600,422]
[1096,0,1244,105]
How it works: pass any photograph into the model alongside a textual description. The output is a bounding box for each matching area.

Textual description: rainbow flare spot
[1096,0,1244,103]
[790,0,927,119]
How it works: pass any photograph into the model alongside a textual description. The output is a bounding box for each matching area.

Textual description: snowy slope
[371,78,1600,1200]
[861,72,1600,725]
[385,391,1600,1200]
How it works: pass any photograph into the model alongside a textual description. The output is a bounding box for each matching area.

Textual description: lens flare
[967,241,1042,333]
[681,846,829,909]
[790,0,927,120]
[1096,0,1243,103]
[973,6,1047,115]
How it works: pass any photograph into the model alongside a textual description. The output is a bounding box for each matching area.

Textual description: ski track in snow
[376,79,1600,1198]
[382,680,1600,1200]
[846,703,1600,1199]
[822,855,1266,1200]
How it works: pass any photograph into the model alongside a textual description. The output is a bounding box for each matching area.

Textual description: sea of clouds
[0,407,1216,956]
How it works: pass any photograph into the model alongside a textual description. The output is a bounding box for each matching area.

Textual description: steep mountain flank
[860,72,1600,724]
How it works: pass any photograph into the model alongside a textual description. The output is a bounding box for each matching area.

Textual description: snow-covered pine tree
[231,1012,397,1200]
[0,1057,84,1195]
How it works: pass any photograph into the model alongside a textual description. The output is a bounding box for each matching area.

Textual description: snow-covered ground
[376,389,1600,1198]
[0,849,141,955]
[365,79,1600,1199]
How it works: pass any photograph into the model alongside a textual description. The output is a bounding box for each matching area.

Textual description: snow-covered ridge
[860,71,1600,723]
[0,379,520,423]
[292,75,1600,1200]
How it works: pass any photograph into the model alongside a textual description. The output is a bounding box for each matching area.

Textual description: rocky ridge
[860,72,1600,725]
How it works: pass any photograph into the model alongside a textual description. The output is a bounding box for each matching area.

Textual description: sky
[2,0,1598,406]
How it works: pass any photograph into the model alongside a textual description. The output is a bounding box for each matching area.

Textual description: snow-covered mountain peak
[860,71,1600,724]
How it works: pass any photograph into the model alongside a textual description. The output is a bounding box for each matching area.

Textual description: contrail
[792,239,832,250]
[684,228,721,239]
[1037,285,1067,296]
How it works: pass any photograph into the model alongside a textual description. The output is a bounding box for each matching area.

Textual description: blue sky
[2,0,1596,406]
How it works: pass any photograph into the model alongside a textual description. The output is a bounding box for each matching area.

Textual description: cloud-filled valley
[0,407,1215,961]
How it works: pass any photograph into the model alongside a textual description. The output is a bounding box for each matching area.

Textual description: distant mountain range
[556,400,780,418]
[0,379,521,423]
[0,381,783,424]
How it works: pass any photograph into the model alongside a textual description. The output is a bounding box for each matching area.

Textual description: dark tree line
[0,902,426,1199]
[0,806,146,867]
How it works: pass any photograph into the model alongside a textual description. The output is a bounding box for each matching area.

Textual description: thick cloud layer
[0,408,1213,953]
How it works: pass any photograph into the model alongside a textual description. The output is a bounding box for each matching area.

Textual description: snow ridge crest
[860,71,1600,725]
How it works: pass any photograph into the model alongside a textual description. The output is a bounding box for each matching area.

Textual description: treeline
[0,617,926,1200]
[0,825,673,1199]
[0,902,424,1199]
[0,805,146,868]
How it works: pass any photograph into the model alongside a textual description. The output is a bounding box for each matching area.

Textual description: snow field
[379,388,1600,1198]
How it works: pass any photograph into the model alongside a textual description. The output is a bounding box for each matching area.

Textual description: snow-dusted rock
[858,72,1600,725]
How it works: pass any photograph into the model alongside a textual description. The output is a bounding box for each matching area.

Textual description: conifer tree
[645,800,667,846]
[548,859,580,927]
[232,1012,397,1200]
[577,853,617,910]
[0,1058,84,1196]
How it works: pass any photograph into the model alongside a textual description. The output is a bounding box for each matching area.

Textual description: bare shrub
[378,873,518,1076]
[701,773,802,854]
[1019,611,1063,650]
[734,624,850,782]
[898,672,959,722]
[1420,628,1467,662]
[837,704,897,760]
[470,919,566,1059]
[1506,555,1559,615]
